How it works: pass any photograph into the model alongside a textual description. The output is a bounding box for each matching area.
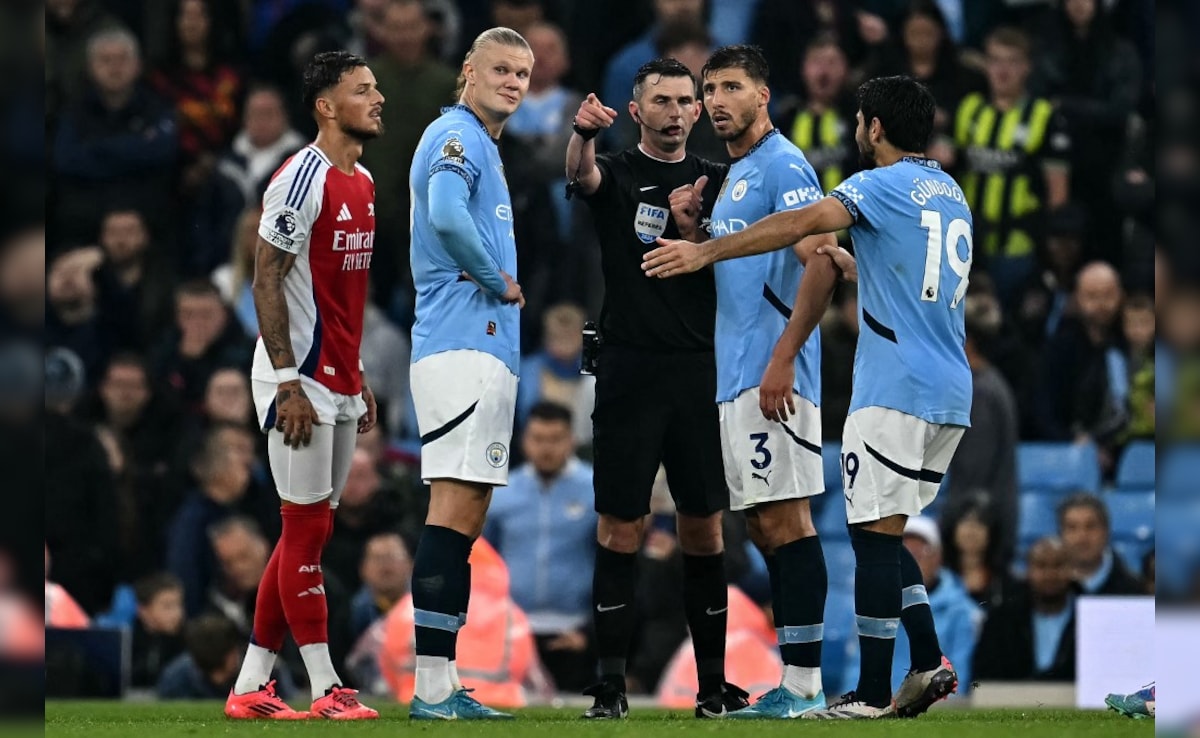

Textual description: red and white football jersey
[251,143,375,395]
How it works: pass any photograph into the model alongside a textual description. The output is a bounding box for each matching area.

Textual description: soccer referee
[565,58,746,719]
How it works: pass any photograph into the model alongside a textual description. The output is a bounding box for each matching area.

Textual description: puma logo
[751,469,773,486]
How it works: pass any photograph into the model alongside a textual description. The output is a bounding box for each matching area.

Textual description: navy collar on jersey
[442,104,500,145]
[731,127,780,163]
[900,155,942,170]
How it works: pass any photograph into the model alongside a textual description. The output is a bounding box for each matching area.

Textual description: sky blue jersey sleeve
[831,169,883,226]
[427,169,508,296]
[762,155,825,213]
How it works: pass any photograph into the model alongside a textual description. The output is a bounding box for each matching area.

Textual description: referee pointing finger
[565,58,748,719]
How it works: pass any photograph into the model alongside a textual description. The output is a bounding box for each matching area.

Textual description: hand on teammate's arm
[643,197,854,277]
[253,238,320,448]
[815,244,857,282]
[565,93,616,197]
[668,175,709,242]
[760,236,840,422]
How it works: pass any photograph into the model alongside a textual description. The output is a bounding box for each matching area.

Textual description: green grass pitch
[46,701,1153,737]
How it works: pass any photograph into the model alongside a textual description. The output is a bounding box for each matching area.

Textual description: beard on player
[342,120,384,142]
[710,105,756,143]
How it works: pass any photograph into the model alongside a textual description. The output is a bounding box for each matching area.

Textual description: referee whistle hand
[642,237,705,277]
[759,358,796,423]
[576,93,618,130]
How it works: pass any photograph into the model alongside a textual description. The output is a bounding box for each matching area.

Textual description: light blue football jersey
[710,129,823,405]
[830,156,973,426]
[410,105,520,375]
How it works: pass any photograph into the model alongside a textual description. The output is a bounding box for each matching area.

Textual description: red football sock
[250,541,286,651]
[279,500,332,647]
[325,508,336,546]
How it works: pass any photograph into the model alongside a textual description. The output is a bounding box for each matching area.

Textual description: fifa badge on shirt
[634,202,668,244]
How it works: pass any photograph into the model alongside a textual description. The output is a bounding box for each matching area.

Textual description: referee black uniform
[579,147,728,522]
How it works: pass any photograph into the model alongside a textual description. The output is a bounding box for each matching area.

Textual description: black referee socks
[592,545,638,692]
[683,551,727,695]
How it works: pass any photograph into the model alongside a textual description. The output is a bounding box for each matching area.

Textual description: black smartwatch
[572,117,599,141]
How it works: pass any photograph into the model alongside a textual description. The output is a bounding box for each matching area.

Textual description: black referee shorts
[591,346,727,520]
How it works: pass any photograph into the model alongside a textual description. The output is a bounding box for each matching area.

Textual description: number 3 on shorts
[749,432,772,470]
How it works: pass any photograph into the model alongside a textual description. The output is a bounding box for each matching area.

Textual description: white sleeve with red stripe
[258,149,329,254]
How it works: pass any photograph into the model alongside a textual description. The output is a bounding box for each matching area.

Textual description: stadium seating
[1111,539,1150,576]
[1114,441,1155,492]
[815,493,848,538]
[1016,441,1101,496]
[1017,492,1061,550]
[1156,500,1200,595]
[1105,492,1155,546]
[823,541,856,592]
[822,443,844,497]
[1159,444,1200,499]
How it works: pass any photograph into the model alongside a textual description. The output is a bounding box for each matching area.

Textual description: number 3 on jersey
[919,210,972,308]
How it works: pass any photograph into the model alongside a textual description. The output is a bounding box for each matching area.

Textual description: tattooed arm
[252,238,318,447]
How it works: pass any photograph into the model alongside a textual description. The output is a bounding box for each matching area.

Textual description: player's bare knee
[426,479,492,537]
[855,514,907,537]
[754,499,817,548]
[597,514,643,553]
[676,511,723,556]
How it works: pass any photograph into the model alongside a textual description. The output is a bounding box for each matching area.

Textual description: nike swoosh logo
[706,606,728,615]
[596,603,627,613]
[639,185,657,191]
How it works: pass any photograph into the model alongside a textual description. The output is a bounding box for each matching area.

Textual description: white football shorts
[839,405,965,524]
[719,387,824,512]
[252,376,366,506]
[411,349,518,487]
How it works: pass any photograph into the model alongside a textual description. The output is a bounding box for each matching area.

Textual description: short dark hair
[527,400,572,426]
[986,26,1031,59]
[632,57,696,102]
[175,278,223,302]
[302,50,368,112]
[133,571,182,606]
[856,75,935,153]
[103,351,149,380]
[701,44,770,86]
[184,614,242,673]
[1056,492,1110,533]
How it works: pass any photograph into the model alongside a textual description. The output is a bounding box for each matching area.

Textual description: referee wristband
[572,118,599,141]
[275,367,300,384]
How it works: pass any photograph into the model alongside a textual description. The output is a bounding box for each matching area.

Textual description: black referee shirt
[580,147,727,352]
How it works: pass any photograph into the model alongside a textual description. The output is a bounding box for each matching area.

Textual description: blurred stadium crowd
[2,0,1187,709]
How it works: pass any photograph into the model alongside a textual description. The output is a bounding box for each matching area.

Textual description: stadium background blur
[3,0,1192,721]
